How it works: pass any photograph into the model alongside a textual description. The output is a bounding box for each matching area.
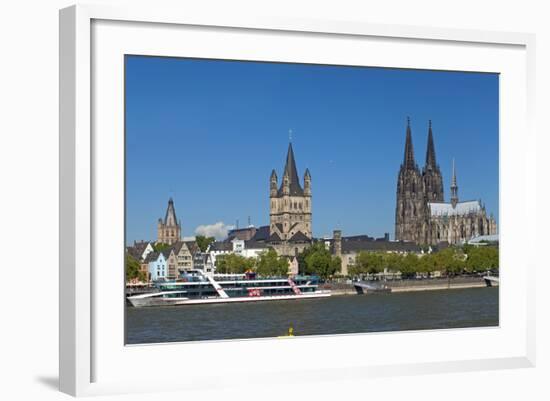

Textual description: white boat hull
[128,290,331,307]
[483,276,500,287]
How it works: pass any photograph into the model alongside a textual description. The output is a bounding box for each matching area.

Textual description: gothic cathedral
[395,118,497,245]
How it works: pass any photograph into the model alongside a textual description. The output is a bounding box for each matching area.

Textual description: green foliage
[464,246,499,272]
[417,253,436,274]
[152,242,171,253]
[433,248,465,276]
[356,251,386,274]
[345,245,498,279]
[215,253,255,274]
[126,253,147,283]
[385,253,403,272]
[301,242,340,279]
[196,235,215,252]
[399,253,419,278]
[256,249,289,277]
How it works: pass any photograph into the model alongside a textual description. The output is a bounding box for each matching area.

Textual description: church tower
[422,120,444,202]
[269,142,312,242]
[450,159,459,208]
[157,198,181,245]
[395,118,427,243]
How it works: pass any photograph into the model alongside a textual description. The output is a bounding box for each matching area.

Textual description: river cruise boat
[127,271,331,307]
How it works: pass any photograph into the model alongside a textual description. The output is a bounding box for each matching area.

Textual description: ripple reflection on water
[126,287,498,344]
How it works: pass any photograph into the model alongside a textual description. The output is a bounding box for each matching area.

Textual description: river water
[126,287,498,344]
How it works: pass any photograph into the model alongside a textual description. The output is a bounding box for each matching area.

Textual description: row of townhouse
[126,240,214,282]
[127,233,302,283]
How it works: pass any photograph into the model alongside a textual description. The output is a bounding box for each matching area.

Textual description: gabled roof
[144,251,165,263]
[428,200,482,217]
[184,241,200,255]
[251,225,270,241]
[209,241,233,251]
[341,239,421,253]
[288,231,311,243]
[468,234,499,244]
[324,235,420,254]
[268,232,282,242]
[133,241,150,254]
[170,241,185,254]
[227,226,257,241]
[126,246,140,260]
[127,241,151,260]
[160,248,173,259]
[244,240,269,249]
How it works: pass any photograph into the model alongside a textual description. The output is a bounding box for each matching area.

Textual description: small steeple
[403,117,416,170]
[282,169,290,195]
[425,120,437,170]
[450,158,459,207]
[304,168,311,196]
[270,169,278,197]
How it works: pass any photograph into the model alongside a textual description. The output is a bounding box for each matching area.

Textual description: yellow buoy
[277,325,295,338]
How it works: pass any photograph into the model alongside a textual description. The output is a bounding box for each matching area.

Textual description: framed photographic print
[59,4,536,397]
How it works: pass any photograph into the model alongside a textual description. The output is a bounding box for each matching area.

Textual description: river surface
[126,287,498,344]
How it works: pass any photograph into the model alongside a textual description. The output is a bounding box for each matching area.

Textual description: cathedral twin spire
[400,118,445,203]
[402,118,438,173]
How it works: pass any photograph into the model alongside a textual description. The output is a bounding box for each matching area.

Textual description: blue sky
[125,56,499,243]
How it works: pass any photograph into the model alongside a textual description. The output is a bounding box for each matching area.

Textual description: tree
[356,251,386,276]
[256,249,289,277]
[126,253,147,283]
[152,242,170,253]
[464,246,499,273]
[196,235,215,252]
[435,248,465,276]
[400,253,419,278]
[417,253,436,275]
[215,254,255,274]
[303,243,340,279]
[385,253,404,273]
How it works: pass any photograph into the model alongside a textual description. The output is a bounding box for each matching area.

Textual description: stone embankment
[322,276,490,295]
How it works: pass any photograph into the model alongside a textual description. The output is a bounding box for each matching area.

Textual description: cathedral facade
[268,143,312,256]
[395,119,497,245]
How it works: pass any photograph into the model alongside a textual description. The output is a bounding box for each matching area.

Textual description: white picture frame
[59,4,536,397]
